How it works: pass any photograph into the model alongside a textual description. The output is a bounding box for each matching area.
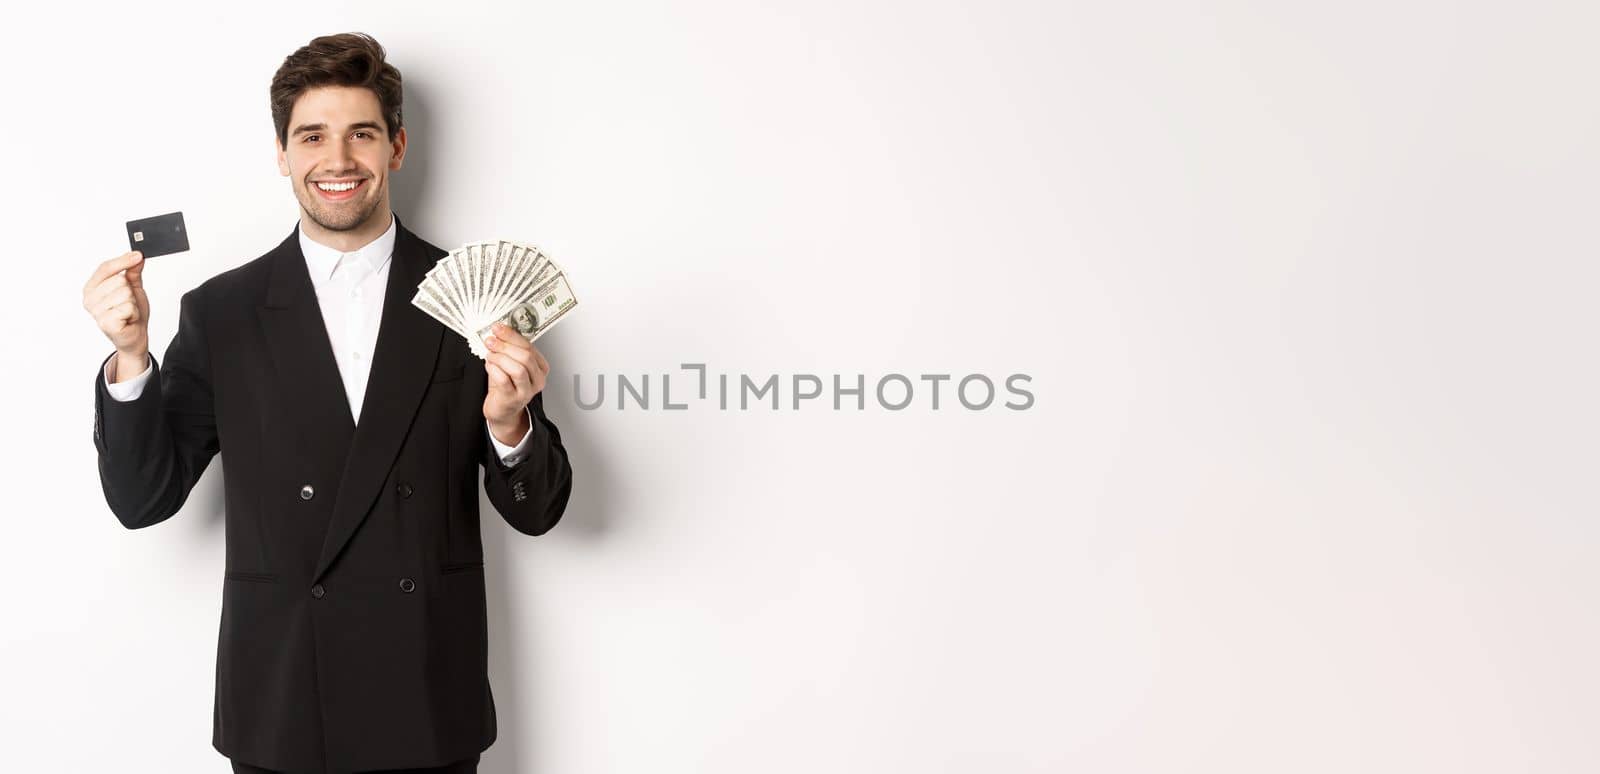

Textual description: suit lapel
[316,215,444,582]
[257,224,357,451]
[256,215,445,584]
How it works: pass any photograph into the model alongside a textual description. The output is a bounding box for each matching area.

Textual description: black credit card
[125,211,190,257]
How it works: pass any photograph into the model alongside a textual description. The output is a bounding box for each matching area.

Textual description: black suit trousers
[230,752,479,773]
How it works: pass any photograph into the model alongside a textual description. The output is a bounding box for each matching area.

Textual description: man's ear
[389,126,407,172]
[275,136,289,176]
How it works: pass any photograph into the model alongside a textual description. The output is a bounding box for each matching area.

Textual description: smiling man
[81,32,573,773]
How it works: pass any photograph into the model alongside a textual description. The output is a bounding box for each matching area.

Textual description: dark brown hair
[270,32,403,148]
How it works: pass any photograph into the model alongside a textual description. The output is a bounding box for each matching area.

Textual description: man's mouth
[312,178,367,201]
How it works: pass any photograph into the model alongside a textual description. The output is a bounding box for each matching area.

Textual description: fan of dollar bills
[410,239,579,359]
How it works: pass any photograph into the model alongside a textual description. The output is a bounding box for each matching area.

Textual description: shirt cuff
[104,352,154,402]
[486,405,536,466]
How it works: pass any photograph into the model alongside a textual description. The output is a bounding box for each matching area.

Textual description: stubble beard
[300,177,383,232]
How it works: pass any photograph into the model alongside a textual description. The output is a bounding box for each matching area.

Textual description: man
[80,33,573,773]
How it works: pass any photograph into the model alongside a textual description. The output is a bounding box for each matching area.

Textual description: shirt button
[397,482,413,498]
[353,351,364,362]
[398,578,415,593]
[311,584,325,599]
[300,484,315,500]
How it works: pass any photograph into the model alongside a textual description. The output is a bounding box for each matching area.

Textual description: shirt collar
[298,213,397,283]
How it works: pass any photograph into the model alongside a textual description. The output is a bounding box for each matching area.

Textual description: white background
[3,1,1597,771]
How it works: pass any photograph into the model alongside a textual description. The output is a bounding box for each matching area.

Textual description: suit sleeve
[480,390,572,536]
[92,287,220,530]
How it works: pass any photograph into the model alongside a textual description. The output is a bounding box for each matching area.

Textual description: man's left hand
[483,322,549,444]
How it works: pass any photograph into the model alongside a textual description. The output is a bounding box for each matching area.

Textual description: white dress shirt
[102,213,536,466]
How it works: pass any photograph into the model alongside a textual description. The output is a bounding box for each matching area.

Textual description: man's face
[276,85,405,232]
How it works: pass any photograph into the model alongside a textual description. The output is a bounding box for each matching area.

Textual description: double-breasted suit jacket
[90,214,574,772]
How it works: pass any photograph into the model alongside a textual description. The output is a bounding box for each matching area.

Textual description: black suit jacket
[91,215,574,772]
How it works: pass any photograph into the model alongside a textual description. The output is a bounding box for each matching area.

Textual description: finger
[85,251,140,291]
[485,359,512,390]
[97,286,134,313]
[84,252,141,294]
[104,300,138,327]
[487,350,532,387]
[512,345,545,389]
[530,346,549,376]
[489,322,531,352]
[486,351,533,393]
[484,332,537,375]
[87,277,132,311]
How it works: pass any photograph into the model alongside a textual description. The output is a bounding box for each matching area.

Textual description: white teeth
[316,180,360,192]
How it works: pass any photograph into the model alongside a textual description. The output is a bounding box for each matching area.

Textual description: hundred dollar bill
[433,250,471,325]
[489,249,558,323]
[412,287,467,339]
[471,272,579,359]
[489,241,532,322]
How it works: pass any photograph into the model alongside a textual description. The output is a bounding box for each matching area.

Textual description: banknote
[411,239,580,360]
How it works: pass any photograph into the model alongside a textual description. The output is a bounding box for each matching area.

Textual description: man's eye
[354,131,371,139]
[303,135,319,143]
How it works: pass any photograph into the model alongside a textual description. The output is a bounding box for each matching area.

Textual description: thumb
[126,256,145,286]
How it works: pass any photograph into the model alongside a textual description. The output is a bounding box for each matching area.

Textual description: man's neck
[299,203,394,252]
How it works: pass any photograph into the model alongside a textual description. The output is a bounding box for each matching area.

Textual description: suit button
[397,482,413,498]
[300,484,315,500]
[398,578,415,593]
[311,584,325,599]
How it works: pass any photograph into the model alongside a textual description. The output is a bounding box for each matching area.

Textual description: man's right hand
[84,251,150,381]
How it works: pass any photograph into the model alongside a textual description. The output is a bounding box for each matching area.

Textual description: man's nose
[326,139,356,170]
